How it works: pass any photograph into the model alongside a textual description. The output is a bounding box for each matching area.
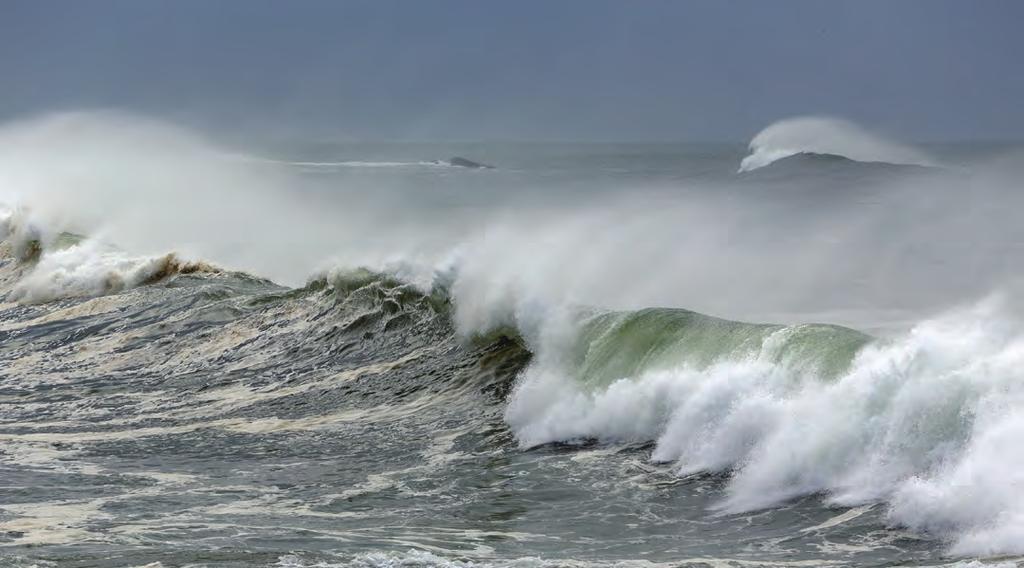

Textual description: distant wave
[238,155,495,170]
[289,160,453,168]
[230,154,495,170]
[739,117,937,172]
[740,151,938,178]
[248,158,455,169]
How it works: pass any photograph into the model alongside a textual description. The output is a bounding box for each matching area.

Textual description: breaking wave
[0,208,217,303]
[4,111,1024,561]
[6,215,1020,556]
[739,116,937,172]
[502,296,1024,556]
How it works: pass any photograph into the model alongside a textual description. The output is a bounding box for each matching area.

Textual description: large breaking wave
[503,298,1024,556]
[3,111,1024,560]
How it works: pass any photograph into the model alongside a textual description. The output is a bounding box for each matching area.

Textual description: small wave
[288,160,451,168]
[240,156,458,169]
[6,245,218,304]
[238,154,494,170]
[739,116,937,172]
[1,210,219,303]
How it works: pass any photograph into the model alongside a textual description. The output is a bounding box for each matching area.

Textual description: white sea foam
[5,110,1024,559]
[9,242,174,303]
[501,296,1024,556]
[276,549,856,568]
[0,111,444,287]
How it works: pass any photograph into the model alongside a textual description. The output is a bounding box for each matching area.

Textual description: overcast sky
[2,0,1022,142]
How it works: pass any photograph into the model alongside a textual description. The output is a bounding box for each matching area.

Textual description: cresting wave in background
[3,111,1024,567]
[737,116,938,173]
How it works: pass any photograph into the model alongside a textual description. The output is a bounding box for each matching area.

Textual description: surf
[4,111,1024,561]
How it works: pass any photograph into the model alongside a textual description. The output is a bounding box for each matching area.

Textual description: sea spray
[4,113,1024,563]
[739,116,936,172]
[503,296,1024,555]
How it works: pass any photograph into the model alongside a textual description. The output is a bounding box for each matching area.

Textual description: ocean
[1,113,1023,567]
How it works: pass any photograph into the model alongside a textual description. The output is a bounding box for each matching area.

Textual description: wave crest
[739,116,936,172]
[1,209,219,303]
[504,297,1024,556]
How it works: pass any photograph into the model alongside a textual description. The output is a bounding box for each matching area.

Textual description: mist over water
[0,112,447,285]
[3,111,1024,566]
[4,111,1021,325]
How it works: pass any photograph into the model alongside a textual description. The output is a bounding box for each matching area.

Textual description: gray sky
[2,0,1022,142]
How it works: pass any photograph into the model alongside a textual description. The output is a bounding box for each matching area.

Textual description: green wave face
[570,308,872,389]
